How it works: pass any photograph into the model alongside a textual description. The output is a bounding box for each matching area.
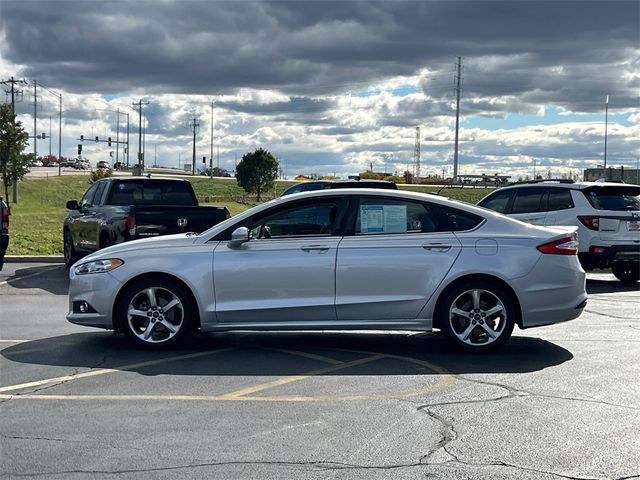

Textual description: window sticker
[360,205,407,234]
[117,183,126,191]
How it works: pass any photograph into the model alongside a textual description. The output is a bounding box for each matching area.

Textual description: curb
[4,256,64,264]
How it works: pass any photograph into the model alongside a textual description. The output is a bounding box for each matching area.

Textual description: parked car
[30,160,43,167]
[59,159,75,168]
[478,180,640,282]
[63,177,231,267]
[0,197,9,271]
[281,179,398,196]
[73,159,90,170]
[67,188,587,351]
[97,161,111,169]
[113,162,125,170]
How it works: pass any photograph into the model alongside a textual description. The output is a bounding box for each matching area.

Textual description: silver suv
[478,180,640,283]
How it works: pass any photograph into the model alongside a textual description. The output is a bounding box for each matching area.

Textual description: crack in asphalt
[1,434,83,444]
[454,375,640,412]
[585,309,636,320]
[7,460,638,479]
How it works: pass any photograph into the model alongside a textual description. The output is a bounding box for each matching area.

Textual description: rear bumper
[579,244,640,269]
[511,255,587,329]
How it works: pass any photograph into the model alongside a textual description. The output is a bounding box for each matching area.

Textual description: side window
[511,188,546,214]
[93,182,107,206]
[478,189,514,213]
[428,203,484,231]
[355,198,436,235]
[80,183,100,209]
[547,188,575,211]
[249,202,338,239]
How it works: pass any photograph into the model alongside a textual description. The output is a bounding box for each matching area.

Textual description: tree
[236,148,279,201]
[0,105,29,203]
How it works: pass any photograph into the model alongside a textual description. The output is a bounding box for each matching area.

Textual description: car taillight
[1,207,8,230]
[537,236,579,255]
[577,215,599,230]
[126,212,136,235]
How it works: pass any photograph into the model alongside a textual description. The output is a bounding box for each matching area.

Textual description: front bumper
[66,268,121,330]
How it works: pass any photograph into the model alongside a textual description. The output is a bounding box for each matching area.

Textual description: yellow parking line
[0,348,234,393]
[217,354,386,399]
[268,348,344,365]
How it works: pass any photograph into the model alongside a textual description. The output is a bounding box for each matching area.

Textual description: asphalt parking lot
[1,263,639,479]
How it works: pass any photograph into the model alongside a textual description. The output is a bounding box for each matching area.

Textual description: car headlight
[74,259,124,275]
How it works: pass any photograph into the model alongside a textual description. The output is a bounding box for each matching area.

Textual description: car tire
[117,277,194,349]
[63,229,80,267]
[611,262,639,283]
[437,281,515,353]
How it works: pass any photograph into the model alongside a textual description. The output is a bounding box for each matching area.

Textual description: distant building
[584,167,640,184]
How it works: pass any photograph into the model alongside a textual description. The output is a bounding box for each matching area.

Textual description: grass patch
[4,175,493,255]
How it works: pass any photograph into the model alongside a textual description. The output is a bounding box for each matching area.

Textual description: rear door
[510,187,548,225]
[543,187,576,226]
[335,196,465,321]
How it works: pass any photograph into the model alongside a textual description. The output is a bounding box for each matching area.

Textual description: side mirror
[229,226,250,248]
[66,200,79,210]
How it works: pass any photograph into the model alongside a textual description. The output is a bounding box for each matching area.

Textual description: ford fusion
[67,189,587,352]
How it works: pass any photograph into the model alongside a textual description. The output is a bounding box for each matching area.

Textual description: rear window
[581,186,640,211]
[107,181,197,206]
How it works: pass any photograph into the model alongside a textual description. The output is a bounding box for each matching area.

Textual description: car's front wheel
[117,278,194,348]
[611,262,639,283]
[437,282,516,352]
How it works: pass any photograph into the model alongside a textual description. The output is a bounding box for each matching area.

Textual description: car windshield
[581,186,640,211]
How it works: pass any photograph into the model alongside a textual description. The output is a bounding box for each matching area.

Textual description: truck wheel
[117,278,194,349]
[437,281,515,352]
[63,229,80,267]
[611,263,639,283]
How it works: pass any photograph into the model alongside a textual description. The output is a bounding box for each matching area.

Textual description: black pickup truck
[63,177,230,266]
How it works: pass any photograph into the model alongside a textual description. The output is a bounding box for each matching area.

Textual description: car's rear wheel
[63,229,80,267]
[118,278,194,349]
[611,262,639,283]
[437,282,515,352]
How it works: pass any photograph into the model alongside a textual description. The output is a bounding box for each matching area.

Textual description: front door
[213,199,344,325]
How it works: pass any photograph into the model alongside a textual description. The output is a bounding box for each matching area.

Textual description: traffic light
[77,144,82,155]
[202,156,206,164]
[108,137,112,147]
[95,136,99,143]
[80,135,84,141]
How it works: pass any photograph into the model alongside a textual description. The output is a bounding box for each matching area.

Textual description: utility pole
[604,95,609,181]
[414,126,421,180]
[132,99,149,169]
[33,80,37,161]
[210,101,214,178]
[453,56,462,182]
[189,117,200,175]
[115,109,120,165]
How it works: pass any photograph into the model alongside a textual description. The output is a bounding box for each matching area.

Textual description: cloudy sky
[1,0,638,179]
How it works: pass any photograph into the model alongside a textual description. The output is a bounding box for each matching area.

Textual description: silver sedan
[67,188,587,352]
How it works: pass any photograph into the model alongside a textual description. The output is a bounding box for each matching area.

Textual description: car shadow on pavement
[586,278,639,294]
[1,330,572,378]
[1,264,69,295]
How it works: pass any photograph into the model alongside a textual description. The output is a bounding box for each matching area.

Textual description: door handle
[422,243,451,252]
[301,245,330,253]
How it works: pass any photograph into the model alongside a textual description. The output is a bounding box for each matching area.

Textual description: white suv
[478,180,640,283]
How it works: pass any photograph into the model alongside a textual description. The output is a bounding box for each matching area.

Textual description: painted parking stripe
[268,348,344,365]
[0,348,234,393]
[217,354,386,399]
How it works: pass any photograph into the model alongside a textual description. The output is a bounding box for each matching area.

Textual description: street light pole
[604,95,609,181]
